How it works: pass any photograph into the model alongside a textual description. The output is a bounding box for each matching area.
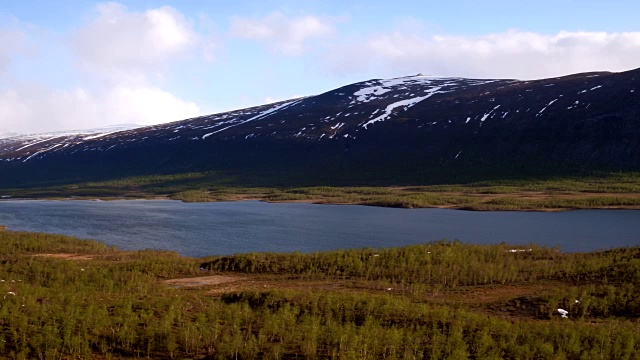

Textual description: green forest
[1,230,640,359]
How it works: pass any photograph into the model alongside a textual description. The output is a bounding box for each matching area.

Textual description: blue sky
[1,0,640,135]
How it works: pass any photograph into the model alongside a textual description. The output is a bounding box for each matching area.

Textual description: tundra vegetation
[2,171,640,211]
[1,230,640,359]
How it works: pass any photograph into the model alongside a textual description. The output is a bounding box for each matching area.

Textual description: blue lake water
[0,200,639,257]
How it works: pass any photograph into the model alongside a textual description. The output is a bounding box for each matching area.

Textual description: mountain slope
[1,68,639,187]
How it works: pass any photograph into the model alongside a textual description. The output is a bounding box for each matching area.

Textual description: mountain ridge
[1,67,639,187]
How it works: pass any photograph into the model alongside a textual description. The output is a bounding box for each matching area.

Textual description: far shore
[2,189,640,212]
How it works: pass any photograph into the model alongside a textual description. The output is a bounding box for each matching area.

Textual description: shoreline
[2,171,639,211]
[2,193,640,212]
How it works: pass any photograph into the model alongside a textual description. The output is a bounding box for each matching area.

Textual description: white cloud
[0,2,206,136]
[104,86,200,125]
[73,2,196,78]
[0,89,30,134]
[231,12,334,55]
[0,85,200,135]
[325,30,640,79]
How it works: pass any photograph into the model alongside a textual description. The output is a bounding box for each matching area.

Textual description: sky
[1,0,640,136]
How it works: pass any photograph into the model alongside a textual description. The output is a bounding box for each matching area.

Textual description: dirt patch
[32,253,96,261]
[163,273,361,295]
[164,273,570,322]
[421,282,568,321]
[164,275,245,288]
[205,278,362,296]
[421,282,564,304]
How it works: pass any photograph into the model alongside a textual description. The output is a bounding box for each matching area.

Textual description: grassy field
[1,230,640,358]
[2,171,640,211]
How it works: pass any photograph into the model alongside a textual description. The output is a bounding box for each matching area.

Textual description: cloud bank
[0,86,200,136]
[73,2,198,83]
[0,2,203,136]
[231,12,335,55]
[324,30,640,80]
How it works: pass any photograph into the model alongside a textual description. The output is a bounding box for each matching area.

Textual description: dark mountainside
[1,68,639,187]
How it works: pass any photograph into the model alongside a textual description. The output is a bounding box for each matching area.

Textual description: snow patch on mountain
[202,99,302,140]
[362,86,446,129]
[480,105,501,122]
[537,99,558,116]
[353,76,499,129]
[0,124,142,141]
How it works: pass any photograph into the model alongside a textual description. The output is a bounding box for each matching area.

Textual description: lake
[0,200,639,257]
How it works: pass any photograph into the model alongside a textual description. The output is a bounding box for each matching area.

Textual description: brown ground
[164,275,245,288]
[162,272,565,321]
[164,274,357,295]
[31,253,97,261]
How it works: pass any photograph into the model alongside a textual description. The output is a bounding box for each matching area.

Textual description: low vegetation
[2,171,640,211]
[1,230,640,358]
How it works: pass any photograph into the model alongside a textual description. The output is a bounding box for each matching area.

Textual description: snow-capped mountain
[1,68,639,186]
[0,124,142,162]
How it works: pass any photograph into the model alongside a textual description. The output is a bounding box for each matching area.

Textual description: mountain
[1,68,639,187]
[0,123,142,161]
